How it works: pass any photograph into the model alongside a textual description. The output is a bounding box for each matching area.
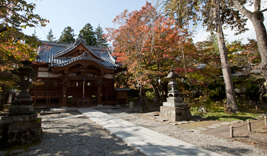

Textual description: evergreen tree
[46,28,56,42]
[79,23,96,46]
[32,29,37,38]
[95,24,108,48]
[58,26,75,43]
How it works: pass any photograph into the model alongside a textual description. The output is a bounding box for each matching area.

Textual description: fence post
[265,116,267,127]
[230,126,233,138]
[247,119,251,132]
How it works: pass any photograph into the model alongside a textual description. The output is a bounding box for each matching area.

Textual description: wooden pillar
[97,85,102,105]
[62,83,67,108]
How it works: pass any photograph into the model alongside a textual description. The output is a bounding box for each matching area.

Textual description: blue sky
[24,0,267,44]
[24,0,151,41]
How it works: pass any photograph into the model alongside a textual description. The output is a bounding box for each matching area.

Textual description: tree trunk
[232,0,267,79]
[214,0,239,112]
[152,81,167,106]
[139,84,149,112]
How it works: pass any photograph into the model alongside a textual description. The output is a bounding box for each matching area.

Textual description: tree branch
[232,0,253,19]
[260,8,267,13]
[254,0,261,12]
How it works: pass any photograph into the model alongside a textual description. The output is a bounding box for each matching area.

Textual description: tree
[164,0,249,112]
[105,2,190,111]
[32,29,37,38]
[58,26,75,43]
[46,28,56,42]
[232,0,267,80]
[95,24,108,48]
[0,0,48,110]
[79,23,96,46]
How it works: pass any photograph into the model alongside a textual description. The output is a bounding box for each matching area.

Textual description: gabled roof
[50,52,116,70]
[36,37,119,70]
[54,36,103,61]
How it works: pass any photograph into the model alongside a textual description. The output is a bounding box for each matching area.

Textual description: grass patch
[191,107,261,121]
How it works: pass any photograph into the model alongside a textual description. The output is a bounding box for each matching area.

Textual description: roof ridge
[41,41,70,47]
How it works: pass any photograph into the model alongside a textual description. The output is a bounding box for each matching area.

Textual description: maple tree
[105,2,193,111]
[0,0,48,110]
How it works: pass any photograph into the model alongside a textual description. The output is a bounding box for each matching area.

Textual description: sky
[24,0,267,44]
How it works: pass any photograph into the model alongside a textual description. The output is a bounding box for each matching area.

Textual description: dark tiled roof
[36,38,118,70]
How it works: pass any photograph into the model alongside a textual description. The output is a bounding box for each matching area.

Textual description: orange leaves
[105,2,194,88]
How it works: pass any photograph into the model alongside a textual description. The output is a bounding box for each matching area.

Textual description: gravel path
[96,108,267,156]
[18,112,141,156]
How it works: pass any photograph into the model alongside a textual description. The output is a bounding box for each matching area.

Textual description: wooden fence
[230,116,267,138]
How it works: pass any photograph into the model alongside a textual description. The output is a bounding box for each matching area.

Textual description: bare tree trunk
[139,84,149,112]
[152,81,167,106]
[214,0,239,112]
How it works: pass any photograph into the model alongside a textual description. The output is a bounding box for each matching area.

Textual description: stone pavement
[78,107,221,156]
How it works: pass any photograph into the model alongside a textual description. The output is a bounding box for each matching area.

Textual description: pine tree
[79,23,96,46]
[95,24,108,48]
[32,29,37,38]
[58,26,75,43]
[47,28,56,42]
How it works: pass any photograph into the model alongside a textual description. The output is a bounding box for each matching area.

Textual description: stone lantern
[0,61,42,149]
[160,69,192,121]
[12,60,35,106]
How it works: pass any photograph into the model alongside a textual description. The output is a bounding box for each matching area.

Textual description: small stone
[170,123,178,125]
[189,120,196,123]
[207,126,217,129]
[220,122,231,126]
[189,129,201,133]
[212,124,221,127]
[198,106,207,113]
[231,120,243,124]
[178,121,185,124]
[9,149,25,155]
[197,127,207,130]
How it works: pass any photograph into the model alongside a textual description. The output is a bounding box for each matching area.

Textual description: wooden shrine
[29,36,128,108]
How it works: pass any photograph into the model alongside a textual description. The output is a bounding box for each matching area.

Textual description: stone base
[0,120,42,149]
[160,106,192,122]
[9,105,34,115]
[163,97,187,107]
[0,112,38,124]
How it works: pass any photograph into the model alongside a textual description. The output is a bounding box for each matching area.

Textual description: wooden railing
[30,91,62,108]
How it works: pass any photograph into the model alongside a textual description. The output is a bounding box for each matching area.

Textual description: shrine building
[29,36,128,108]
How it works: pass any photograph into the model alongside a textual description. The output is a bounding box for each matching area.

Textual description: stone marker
[0,61,42,149]
[160,69,192,122]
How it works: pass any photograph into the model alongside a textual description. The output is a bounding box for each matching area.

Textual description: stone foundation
[160,106,192,122]
[0,118,42,149]
[0,106,42,149]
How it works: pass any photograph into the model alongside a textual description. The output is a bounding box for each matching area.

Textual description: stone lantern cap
[165,69,181,80]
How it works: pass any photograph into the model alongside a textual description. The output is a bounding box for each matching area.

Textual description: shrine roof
[36,39,119,70]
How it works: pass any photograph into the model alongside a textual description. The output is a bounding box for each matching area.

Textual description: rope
[232,118,265,129]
